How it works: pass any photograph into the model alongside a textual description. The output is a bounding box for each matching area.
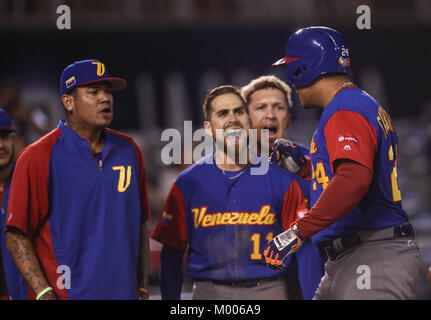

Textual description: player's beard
[214,128,249,165]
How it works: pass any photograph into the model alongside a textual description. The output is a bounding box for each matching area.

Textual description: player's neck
[315,75,352,108]
[214,149,249,171]
[65,119,105,153]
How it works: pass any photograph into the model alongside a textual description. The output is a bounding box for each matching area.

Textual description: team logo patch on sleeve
[162,211,173,223]
[65,76,76,88]
[338,136,357,152]
[338,136,358,143]
[343,144,352,150]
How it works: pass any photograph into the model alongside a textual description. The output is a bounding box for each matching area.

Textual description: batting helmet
[273,26,351,88]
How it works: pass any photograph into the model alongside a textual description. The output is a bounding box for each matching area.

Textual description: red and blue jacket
[6,121,151,300]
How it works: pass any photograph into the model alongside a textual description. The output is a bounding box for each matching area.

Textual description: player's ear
[203,121,213,136]
[62,94,74,113]
[285,113,292,130]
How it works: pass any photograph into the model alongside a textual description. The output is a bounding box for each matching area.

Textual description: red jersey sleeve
[324,110,377,172]
[296,161,373,239]
[280,179,308,230]
[6,132,60,238]
[151,183,188,251]
[134,145,152,223]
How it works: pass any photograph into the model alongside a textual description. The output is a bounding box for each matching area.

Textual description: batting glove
[264,223,304,270]
[270,139,307,173]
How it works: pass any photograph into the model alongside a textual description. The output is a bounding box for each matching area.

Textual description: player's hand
[138,288,150,300]
[270,139,307,173]
[264,223,304,270]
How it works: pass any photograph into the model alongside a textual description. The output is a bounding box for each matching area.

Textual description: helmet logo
[338,56,351,67]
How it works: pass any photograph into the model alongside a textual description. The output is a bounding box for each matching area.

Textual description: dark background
[1,0,430,299]
[2,25,430,128]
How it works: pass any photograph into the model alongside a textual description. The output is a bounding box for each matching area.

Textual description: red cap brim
[272,57,300,66]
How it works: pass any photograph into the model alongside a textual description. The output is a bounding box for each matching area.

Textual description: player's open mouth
[99,107,112,113]
[224,128,243,137]
[263,126,277,138]
[224,128,245,143]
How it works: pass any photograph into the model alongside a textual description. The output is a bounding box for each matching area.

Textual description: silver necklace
[222,164,251,179]
[338,81,354,91]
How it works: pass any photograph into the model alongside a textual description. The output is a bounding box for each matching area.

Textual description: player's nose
[99,90,113,104]
[264,106,276,119]
[226,110,239,122]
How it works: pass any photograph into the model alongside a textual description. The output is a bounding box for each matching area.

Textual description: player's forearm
[5,228,55,300]
[137,222,150,297]
[296,160,373,239]
[160,245,184,300]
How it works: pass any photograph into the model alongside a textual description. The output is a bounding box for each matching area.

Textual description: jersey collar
[57,120,114,161]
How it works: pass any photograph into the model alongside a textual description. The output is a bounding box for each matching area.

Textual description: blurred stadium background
[1,0,430,299]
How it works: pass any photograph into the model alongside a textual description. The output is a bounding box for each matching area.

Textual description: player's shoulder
[176,154,213,183]
[324,87,381,126]
[294,142,310,156]
[16,128,63,166]
[105,128,139,148]
[336,87,380,110]
[105,128,144,159]
[267,162,296,184]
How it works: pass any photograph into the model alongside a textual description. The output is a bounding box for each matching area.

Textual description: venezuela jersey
[152,154,307,282]
[6,121,151,300]
[309,86,408,243]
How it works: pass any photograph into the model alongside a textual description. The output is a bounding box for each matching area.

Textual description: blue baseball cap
[0,109,15,132]
[60,59,127,95]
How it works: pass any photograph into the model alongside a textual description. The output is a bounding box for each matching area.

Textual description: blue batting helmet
[273,26,351,87]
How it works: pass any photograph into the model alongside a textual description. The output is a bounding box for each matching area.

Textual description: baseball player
[241,75,326,300]
[152,85,307,300]
[5,59,151,300]
[0,109,27,300]
[264,27,422,299]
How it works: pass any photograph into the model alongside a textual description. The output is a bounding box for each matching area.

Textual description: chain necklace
[338,81,354,91]
[222,164,251,180]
